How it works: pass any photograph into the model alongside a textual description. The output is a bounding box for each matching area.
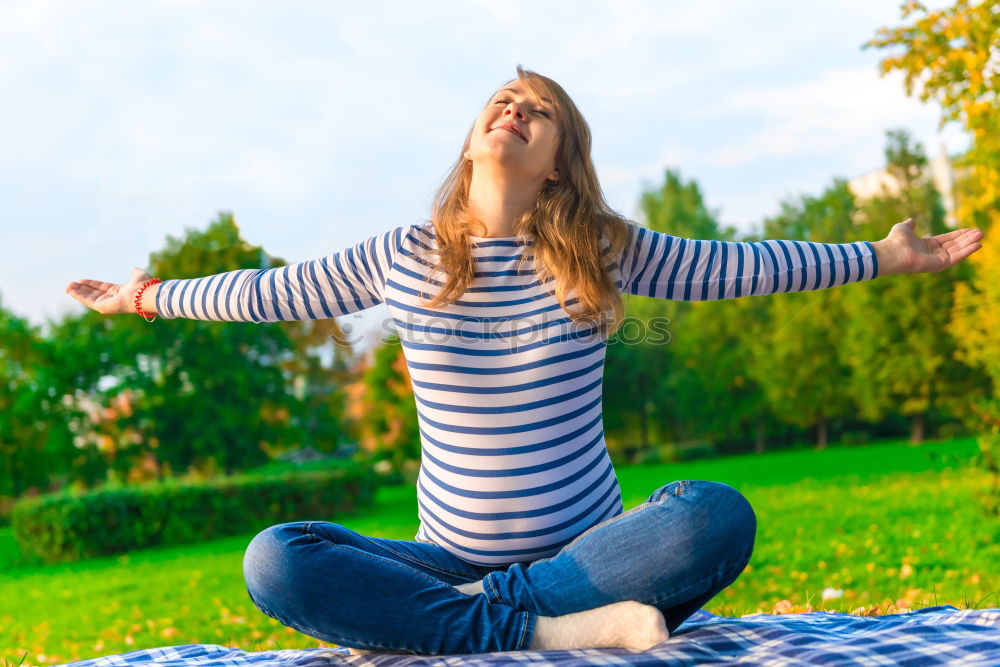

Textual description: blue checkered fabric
[63,605,1000,666]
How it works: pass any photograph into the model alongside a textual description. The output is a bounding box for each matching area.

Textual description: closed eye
[494,97,551,118]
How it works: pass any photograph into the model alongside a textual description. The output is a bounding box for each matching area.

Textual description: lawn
[2,436,996,665]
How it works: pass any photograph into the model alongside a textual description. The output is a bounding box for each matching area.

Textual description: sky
[0,0,968,350]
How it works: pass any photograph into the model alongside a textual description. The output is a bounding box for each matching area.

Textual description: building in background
[848,143,961,227]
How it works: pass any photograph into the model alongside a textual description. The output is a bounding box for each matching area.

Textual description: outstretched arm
[618,218,983,300]
[66,226,407,321]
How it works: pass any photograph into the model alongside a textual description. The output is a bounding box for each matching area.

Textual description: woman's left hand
[872,218,984,275]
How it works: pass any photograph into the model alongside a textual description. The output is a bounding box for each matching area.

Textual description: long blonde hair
[418,65,633,337]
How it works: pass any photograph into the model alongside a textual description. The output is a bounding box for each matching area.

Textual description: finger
[942,234,982,263]
[932,228,977,243]
[930,228,983,251]
[68,284,97,301]
[951,241,983,262]
[74,283,112,301]
[946,245,981,268]
[77,279,117,292]
[66,287,93,306]
[942,230,985,253]
[941,228,982,241]
[76,281,103,293]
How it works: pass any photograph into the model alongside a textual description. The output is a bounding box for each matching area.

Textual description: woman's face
[465,79,560,186]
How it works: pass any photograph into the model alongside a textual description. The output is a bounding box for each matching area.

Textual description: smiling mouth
[496,127,527,142]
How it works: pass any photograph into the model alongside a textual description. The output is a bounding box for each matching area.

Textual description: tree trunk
[910,413,925,444]
[754,419,766,454]
[815,419,828,450]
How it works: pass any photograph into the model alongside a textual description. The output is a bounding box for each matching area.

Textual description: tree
[867,3,999,507]
[0,297,76,498]
[603,168,777,456]
[605,169,729,454]
[744,180,861,449]
[673,262,777,453]
[950,225,1000,513]
[49,211,352,486]
[840,130,981,442]
[342,334,420,473]
[865,0,1000,234]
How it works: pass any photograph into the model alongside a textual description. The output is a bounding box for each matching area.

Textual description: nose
[504,102,526,122]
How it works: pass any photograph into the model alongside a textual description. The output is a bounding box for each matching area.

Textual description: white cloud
[700,67,967,169]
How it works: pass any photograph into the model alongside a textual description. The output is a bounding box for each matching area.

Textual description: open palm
[65,267,154,315]
[885,218,984,274]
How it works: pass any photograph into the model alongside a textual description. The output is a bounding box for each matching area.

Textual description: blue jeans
[242,479,756,655]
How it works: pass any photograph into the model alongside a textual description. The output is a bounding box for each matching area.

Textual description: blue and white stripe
[155,220,878,565]
[618,225,878,299]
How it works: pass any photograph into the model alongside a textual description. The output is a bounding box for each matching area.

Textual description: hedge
[10,463,377,565]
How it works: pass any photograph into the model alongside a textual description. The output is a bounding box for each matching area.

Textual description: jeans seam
[338,542,459,591]
[260,607,400,652]
[307,533,479,649]
[292,524,456,652]
[267,523,520,654]
[378,542,482,580]
[308,521,480,581]
[559,501,651,552]
[508,481,684,571]
[485,572,505,605]
[649,550,752,608]
[517,611,531,650]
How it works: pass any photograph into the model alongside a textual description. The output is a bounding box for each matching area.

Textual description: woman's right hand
[65,267,155,315]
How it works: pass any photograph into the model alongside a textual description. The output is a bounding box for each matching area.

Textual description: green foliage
[0,296,77,512]
[865,0,1000,233]
[947,143,1000,517]
[35,212,355,496]
[343,334,420,474]
[602,332,668,454]
[631,439,716,465]
[866,2,1000,513]
[841,130,983,442]
[605,168,768,455]
[133,212,310,474]
[743,180,861,448]
[10,463,376,565]
[673,293,775,449]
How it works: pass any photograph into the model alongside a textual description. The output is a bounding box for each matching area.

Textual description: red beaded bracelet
[134,277,162,322]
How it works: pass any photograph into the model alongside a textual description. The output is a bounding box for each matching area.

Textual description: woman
[66,66,983,656]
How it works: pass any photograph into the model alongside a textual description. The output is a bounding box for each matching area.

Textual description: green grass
[2,436,996,665]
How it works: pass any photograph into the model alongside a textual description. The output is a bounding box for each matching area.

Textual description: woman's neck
[466,166,541,237]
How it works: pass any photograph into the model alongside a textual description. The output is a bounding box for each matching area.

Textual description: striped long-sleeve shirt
[156,220,879,566]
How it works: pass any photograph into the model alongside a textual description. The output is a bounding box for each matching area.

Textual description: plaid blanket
[64,605,1000,666]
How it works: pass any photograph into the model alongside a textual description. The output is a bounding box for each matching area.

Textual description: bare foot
[529,600,669,651]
